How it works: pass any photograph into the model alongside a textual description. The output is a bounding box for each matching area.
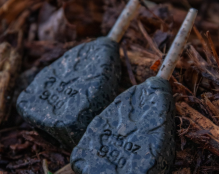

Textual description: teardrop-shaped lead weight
[17,37,121,149]
[71,76,175,174]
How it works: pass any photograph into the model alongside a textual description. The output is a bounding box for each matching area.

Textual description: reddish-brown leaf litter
[1,0,219,173]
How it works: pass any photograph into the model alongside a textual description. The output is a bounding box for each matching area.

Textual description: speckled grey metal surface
[71,76,175,174]
[16,37,121,149]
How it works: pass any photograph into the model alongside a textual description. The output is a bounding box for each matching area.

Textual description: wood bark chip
[206,31,219,67]
[138,20,163,58]
[202,95,219,118]
[183,43,219,90]
[139,0,169,31]
[193,26,215,65]
[6,159,40,169]
[0,0,39,24]
[0,42,21,124]
[38,3,76,42]
[176,102,219,156]
[173,168,191,174]
[119,48,156,83]
[175,149,194,166]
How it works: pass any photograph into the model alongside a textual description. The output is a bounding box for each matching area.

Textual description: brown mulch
[1,0,219,173]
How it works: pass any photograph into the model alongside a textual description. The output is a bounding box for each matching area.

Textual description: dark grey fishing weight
[16,0,140,149]
[70,8,197,174]
[71,77,175,174]
[17,37,121,148]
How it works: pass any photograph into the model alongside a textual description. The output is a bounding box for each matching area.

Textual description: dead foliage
[1,0,219,173]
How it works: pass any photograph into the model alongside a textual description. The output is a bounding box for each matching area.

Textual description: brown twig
[10,141,31,151]
[43,159,50,174]
[206,31,219,67]
[0,126,18,133]
[122,45,137,85]
[139,0,169,30]
[193,26,216,65]
[6,159,40,169]
[0,42,21,124]
[130,45,160,60]
[138,20,163,58]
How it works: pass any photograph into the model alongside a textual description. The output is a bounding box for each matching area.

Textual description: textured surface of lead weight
[16,37,121,149]
[71,76,175,174]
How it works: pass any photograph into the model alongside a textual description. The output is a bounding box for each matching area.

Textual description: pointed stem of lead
[157,8,197,80]
[107,0,140,43]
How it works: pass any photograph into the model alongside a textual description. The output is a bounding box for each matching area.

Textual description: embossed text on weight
[97,129,141,168]
[39,77,78,113]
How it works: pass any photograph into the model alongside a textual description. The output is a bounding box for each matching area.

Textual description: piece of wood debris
[176,102,219,156]
[54,163,75,174]
[173,168,191,174]
[0,42,21,124]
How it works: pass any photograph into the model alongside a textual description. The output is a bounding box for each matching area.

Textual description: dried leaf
[150,59,161,71]
[152,30,171,50]
[54,163,74,174]
[38,3,76,42]
[43,159,50,174]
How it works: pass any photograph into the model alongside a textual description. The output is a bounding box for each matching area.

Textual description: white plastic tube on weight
[157,8,198,80]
